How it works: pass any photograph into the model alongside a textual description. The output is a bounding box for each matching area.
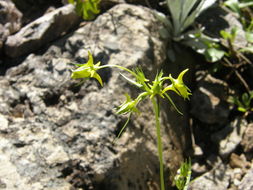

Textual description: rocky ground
[0,0,252,190]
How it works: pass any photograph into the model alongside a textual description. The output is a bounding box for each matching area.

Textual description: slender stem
[98,64,136,76]
[151,97,165,190]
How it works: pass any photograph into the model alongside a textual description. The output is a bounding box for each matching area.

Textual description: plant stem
[151,97,165,190]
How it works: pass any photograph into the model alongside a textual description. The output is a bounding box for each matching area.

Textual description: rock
[0,4,190,189]
[238,168,253,190]
[241,123,253,153]
[189,156,231,190]
[4,4,81,58]
[0,0,22,52]
[212,117,247,158]
[0,114,8,131]
[229,153,251,173]
[12,0,63,24]
[190,72,230,125]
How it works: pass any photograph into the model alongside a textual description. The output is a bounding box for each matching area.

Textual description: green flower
[71,51,103,86]
[163,69,191,100]
[116,94,140,115]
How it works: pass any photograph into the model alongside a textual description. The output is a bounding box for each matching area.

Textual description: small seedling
[229,91,253,113]
[174,159,192,190]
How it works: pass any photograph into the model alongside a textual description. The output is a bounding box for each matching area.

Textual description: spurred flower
[163,69,191,100]
[116,94,140,115]
[71,51,103,86]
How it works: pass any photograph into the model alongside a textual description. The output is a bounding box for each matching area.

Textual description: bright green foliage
[156,0,222,62]
[228,91,253,113]
[204,47,225,62]
[71,51,103,86]
[220,27,238,43]
[224,0,253,15]
[158,0,216,39]
[174,159,192,190]
[68,0,100,20]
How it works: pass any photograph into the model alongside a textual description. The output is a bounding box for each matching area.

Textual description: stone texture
[190,72,230,125]
[241,123,253,153]
[189,157,231,190]
[238,168,253,190]
[4,4,81,58]
[0,4,190,190]
[211,117,247,158]
[0,0,22,51]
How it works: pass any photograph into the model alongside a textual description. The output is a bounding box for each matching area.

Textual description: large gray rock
[0,4,190,190]
[0,0,22,51]
[4,4,80,58]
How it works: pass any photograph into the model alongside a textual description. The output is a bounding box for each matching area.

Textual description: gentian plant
[70,51,191,190]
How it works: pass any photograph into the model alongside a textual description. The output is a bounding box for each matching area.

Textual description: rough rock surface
[0,4,189,190]
[4,4,81,58]
[238,168,253,190]
[190,72,230,125]
[212,118,247,158]
[241,123,253,153]
[0,0,22,52]
[189,157,231,190]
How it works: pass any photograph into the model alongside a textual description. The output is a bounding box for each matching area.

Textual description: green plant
[157,0,220,62]
[68,0,100,20]
[174,159,192,190]
[228,91,253,113]
[70,51,191,190]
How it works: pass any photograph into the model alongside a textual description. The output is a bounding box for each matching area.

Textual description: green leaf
[224,0,241,14]
[239,1,253,8]
[68,0,75,4]
[204,47,225,62]
[238,107,247,112]
[174,159,192,190]
[220,30,232,40]
[239,46,253,53]
[167,0,182,35]
[245,32,253,43]
[181,0,198,24]
[70,0,100,20]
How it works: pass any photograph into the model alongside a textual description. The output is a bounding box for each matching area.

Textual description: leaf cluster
[229,91,253,113]
[68,0,100,20]
[174,159,192,190]
[157,0,229,63]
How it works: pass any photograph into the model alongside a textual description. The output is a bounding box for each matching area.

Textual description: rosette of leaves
[157,0,226,62]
